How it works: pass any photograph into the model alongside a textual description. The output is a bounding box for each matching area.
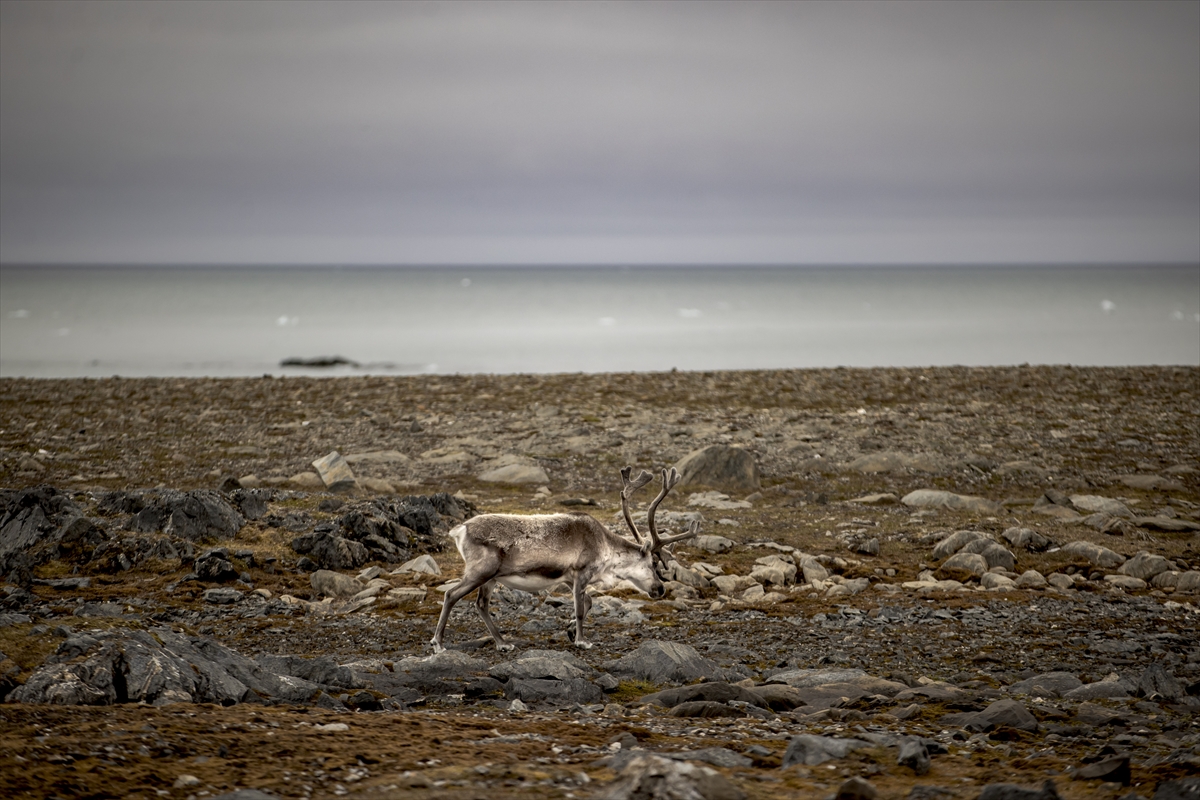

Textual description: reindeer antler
[647,467,700,569]
[619,465,655,544]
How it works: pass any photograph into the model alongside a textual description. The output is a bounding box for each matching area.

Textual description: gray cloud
[1,0,1196,264]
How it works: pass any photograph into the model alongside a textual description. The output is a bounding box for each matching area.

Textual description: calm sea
[1,265,1197,378]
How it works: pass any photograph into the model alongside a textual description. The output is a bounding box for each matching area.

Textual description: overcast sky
[1,0,1197,265]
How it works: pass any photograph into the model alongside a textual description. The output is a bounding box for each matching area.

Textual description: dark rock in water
[673,445,760,491]
[290,530,369,570]
[505,677,604,707]
[280,356,360,368]
[781,734,865,767]
[978,780,1061,800]
[1074,755,1130,785]
[605,640,731,684]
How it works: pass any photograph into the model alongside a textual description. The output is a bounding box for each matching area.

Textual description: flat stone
[850,493,899,505]
[903,490,1002,515]
[847,452,944,474]
[392,554,441,576]
[687,491,751,510]
[1134,516,1200,532]
[478,463,550,484]
[311,451,359,492]
[1063,679,1129,701]
[203,587,244,604]
[1070,495,1133,518]
[1008,672,1083,698]
[344,450,410,465]
[1117,474,1184,491]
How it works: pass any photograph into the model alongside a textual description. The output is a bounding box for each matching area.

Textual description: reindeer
[431,466,699,653]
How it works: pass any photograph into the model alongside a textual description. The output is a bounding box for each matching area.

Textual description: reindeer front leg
[570,578,594,649]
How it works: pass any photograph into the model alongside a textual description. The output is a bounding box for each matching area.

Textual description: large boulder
[605,641,730,684]
[932,530,991,560]
[673,446,759,492]
[7,628,347,707]
[1060,540,1125,569]
[1118,552,1171,581]
[128,490,244,543]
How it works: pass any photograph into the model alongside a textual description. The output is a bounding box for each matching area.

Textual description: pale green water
[1,265,1197,377]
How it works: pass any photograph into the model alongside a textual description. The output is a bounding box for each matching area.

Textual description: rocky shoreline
[1,366,1198,799]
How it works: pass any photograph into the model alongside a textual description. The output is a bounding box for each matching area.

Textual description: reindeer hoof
[574,640,594,650]
[431,642,445,654]
[496,642,516,652]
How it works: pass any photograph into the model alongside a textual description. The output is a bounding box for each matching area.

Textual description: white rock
[392,554,442,576]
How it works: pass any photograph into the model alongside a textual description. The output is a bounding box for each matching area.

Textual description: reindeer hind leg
[475,580,515,652]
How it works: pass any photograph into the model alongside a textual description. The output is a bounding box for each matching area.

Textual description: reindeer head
[620,465,700,582]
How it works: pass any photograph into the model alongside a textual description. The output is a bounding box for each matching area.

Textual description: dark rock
[906,788,956,800]
[490,651,597,682]
[1009,672,1084,698]
[781,734,865,767]
[836,776,878,800]
[7,627,330,706]
[668,701,748,718]
[978,780,1061,800]
[942,698,1038,733]
[290,531,369,570]
[1138,664,1185,701]
[195,548,240,582]
[1074,755,1131,785]
[128,490,243,543]
[342,690,382,711]
[229,489,270,521]
[637,681,769,709]
[898,737,931,775]
[505,678,604,707]
[605,641,732,684]
[203,587,244,604]
[256,655,361,689]
[464,677,505,699]
[673,445,760,492]
[0,485,85,583]
[1153,778,1200,799]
